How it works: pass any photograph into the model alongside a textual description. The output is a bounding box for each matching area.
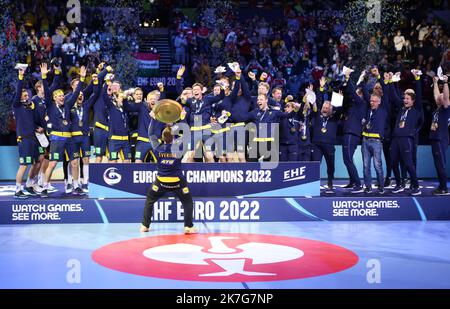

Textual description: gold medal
[79,121,83,127]
[321,127,327,133]
[62,120,68,126]
[431,123,438,131]
[399,121,405,128]
[290,127,296,133]
[301,135,307,140]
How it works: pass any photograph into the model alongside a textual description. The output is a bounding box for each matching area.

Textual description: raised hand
[248,71,256,80]
[79,66,87,78]
[319,76,326,88]
[40,62,49,76]
[260,72,268,80]
[177,65,185,78]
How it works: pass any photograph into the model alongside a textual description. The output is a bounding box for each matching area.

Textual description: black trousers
[390,136,419,188]
[142,177,194,228]
[312,142,335,184]
[431,140,448,190]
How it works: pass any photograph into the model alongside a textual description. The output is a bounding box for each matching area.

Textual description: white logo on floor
[143,236,304,277]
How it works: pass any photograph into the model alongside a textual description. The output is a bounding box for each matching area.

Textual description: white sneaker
[65,183,73,194]
[140,224,150,232]
[47,184,58,193]
[33,185,44,194]
[184,226,198,234]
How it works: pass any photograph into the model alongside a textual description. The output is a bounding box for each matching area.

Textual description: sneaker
[40,189,49,198]
[65,183,73,194]
[392,185,405,193]
[72,187,85,195]
[364,187,373,194]
[410,187,422,196]
[140,224,150,232]
[47,184,58,193]
[23,186,38,196]
[384,177,392,188]
[343,183,355,189]
[324,185,335,194]
[432,188,450,196]
[33,185,44,194]
[351,186,364,194]
[184,226,198,234]
[14,190,28,199]
[378,188,385,195]
[81,184,89,194]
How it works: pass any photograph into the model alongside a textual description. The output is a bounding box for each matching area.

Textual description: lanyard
[195,100,203,114]
[118,106,127,128]
[322,115,329,128]
[300,120,306,136]
[76,106,83,121]
[259,109,268,122]
[57,105,65,119]
[432,109,439,123]
[400,108,409,122]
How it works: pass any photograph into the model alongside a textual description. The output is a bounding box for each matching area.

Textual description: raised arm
[49,65,62,93]
[443,75,449,108]
[40,63,54,109]
[412,71,423,111]
[84,74,101,110]
[13,69,25,108]
[65,66,86,110]
[240,74,252,100]
[229,73,240,102]
[175,65,185,96]
[148,115,163,150]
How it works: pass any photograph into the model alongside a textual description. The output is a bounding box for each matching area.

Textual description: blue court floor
[1,221,449,289]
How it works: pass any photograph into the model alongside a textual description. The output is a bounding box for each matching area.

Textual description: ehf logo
[92,233,358,281]
[103,167,122,186]
[283,166,306,182]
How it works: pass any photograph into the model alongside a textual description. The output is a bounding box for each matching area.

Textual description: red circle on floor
[92,233,359,282]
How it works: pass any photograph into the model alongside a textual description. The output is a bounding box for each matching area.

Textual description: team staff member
[311,80,341,193]
[389,70,423,195]
[140,121,196,234]
[342,73,367,193]
[361,93,387,194]
[279,101,300,161]
[430,75,450,195]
